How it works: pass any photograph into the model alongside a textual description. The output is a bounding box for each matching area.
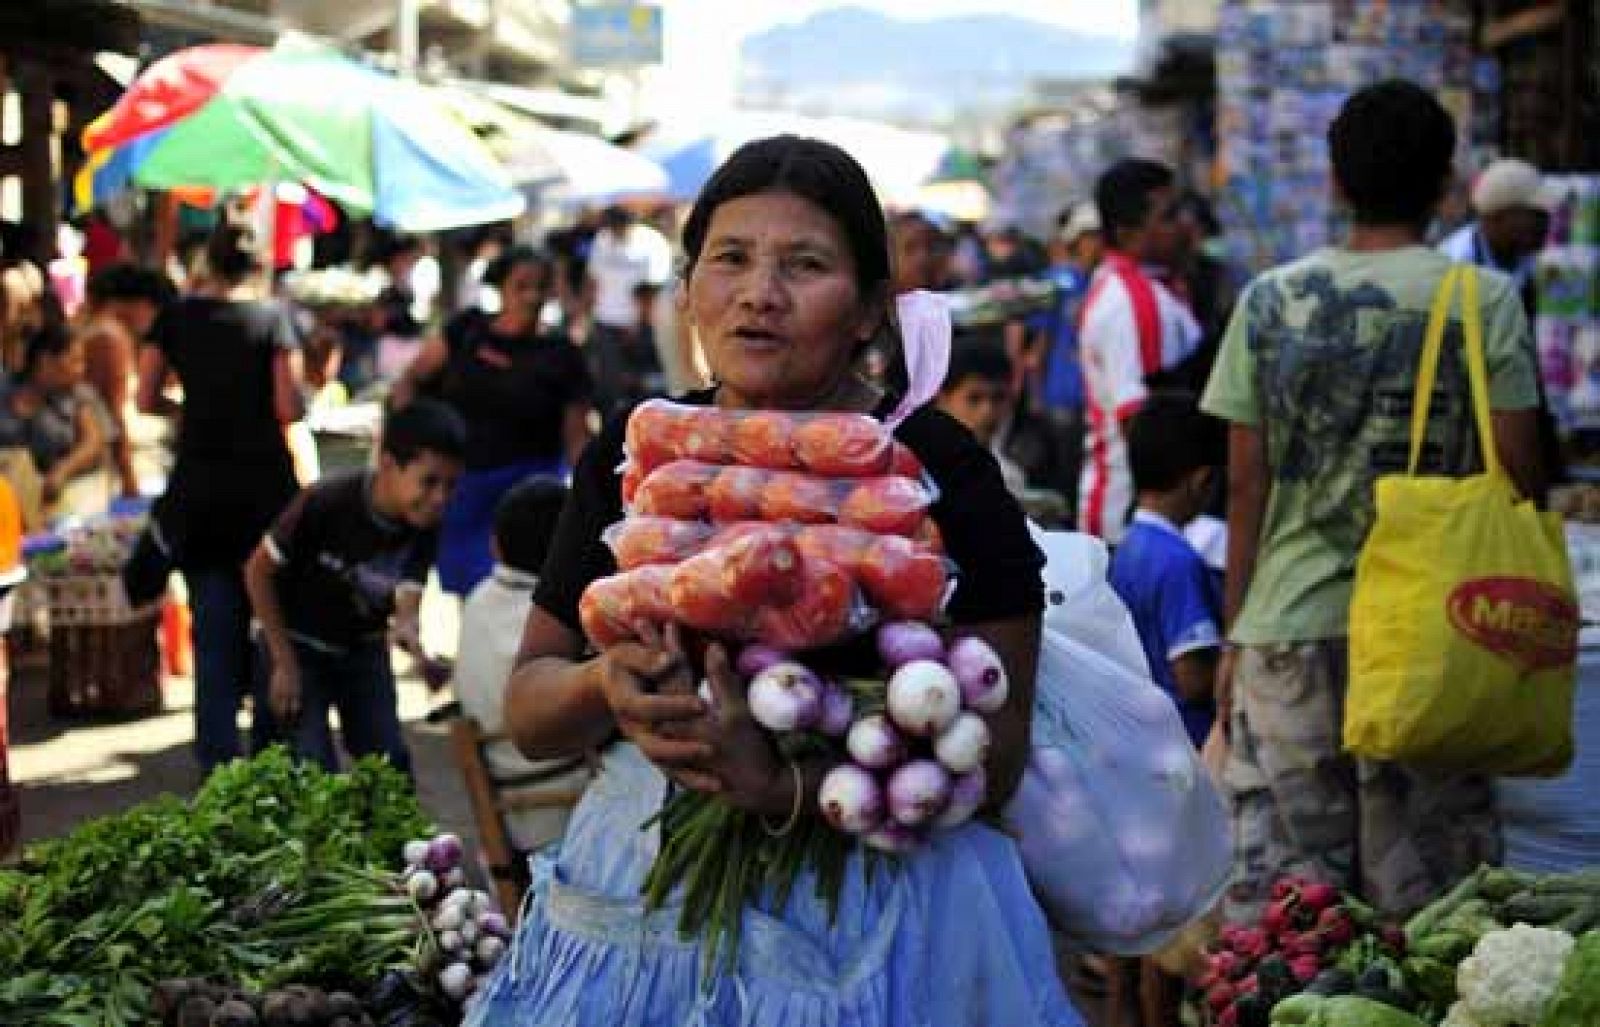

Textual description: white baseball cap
[1059,202,1102,244]
[1471,159,1561,216]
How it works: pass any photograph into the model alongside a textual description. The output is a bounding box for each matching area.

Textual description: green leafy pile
[0,748,432,1025]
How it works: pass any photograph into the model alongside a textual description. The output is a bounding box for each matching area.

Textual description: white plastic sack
[1004,527,1233,955]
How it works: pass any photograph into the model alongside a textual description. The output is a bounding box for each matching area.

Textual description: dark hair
[1329,79,1455,228]
[88,262,177,309]
[1177,191,1221,237]
[382,397,466,466]
[681,135,890,300]
[492,476,569,575]
[941,340,1012,393]
[1127,391,1224,493]
[205,222,263,285]
[18,322,72,382]
[1095,159,1175,246]
[482,245,553,290]
[370,233,424,269]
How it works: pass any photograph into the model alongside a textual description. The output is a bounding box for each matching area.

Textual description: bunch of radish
[399,834,511,1006]
[740,620,1007,854]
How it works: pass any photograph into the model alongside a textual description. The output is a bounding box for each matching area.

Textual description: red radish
[862,820,920,854]
[1234,927,1269,960]
[1217,1007,1239,1027]
[1299,882,1338,911]
[934,767,986,828]
[875,621,945,668]
[478,911,510,938]
[1317,907,1354,945]
[1283,932,1323,957]
[1206,982,1236,1012]
[1210,950,1241,978]
[847,714,907,769]
[1236,975,1258,996]
[933,713,991,774]
[887,759,952,827]
[747,662,824,733]
[946,636,1009,713]
[1289,955,1320,983]
[1219,923,1249,950]
[818,682,854,737]
[1263,900,1291,936]
[736,644,790,679]
[886,660,961,737]
[427,833,464,872]
[819,764,885,834]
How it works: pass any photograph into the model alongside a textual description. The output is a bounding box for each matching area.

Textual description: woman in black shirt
[138,223,302,773]
[394,246,592,595]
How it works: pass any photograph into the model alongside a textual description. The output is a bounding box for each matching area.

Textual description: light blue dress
[466,743,1085,1026]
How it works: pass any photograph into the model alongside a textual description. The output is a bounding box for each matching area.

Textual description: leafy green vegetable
[1537,930,1600,1027]
[1270,993,1430,1026]
[0,749,431,1025]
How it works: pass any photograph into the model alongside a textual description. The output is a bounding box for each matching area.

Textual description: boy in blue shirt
[1108,391,1224,746]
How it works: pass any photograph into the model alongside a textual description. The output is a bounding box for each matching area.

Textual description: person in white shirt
[1077,159,1201,543]
[454,476,591,854]
[1438,159,1557,306]
[584,206,673,414]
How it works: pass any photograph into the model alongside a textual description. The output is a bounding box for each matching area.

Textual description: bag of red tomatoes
[580,401,953,652]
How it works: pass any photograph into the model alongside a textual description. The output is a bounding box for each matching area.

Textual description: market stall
[0,750,508,1024]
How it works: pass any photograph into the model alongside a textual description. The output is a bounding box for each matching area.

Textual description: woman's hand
[627,625,786,813]
[594,628,713,777]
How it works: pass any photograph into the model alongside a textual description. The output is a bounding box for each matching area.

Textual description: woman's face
[686,191,881,410]
[500,260,549,320]
[36,340,85,392]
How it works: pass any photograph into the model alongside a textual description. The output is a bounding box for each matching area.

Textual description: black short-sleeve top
[533,390,1044,660]
[436,310,594,471]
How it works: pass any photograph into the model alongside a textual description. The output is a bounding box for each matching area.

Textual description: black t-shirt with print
[436,310,593,472]
[267,472,436,649]
[533,390,1045,674]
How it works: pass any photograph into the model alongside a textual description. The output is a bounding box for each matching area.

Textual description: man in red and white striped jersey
[1077,159,1201,542]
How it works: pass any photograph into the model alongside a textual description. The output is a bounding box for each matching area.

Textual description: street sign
[569,5,664,68]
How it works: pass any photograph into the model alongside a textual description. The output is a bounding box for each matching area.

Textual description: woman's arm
[271,348,304,426]
[136,346,178,417]
[957,613,1040,809]
[388,334,449,411]
[45,401,108,495]
[505,604,709,766]
[563,402,594,470]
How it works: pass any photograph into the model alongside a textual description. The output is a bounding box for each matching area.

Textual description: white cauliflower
[1452,922,1574,1025]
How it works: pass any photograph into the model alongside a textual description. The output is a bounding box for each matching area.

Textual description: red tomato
[625,400,688,473]
[793,413,892,477]
[669,553,750,633]
[620,463,645,506]
[760,472,841,524]
[890,441,926,481]
[793,525,873,576]
[731,411,798,470]
[579,574,635,648]
[708,467,770,522]
[611,516,710,570]
[839,476,929,536]
[756,558,855,650]
[679,408,734,464]
[721,530,803,607]
[711,522,783,550]
[626,565,676,623]
[633,461,718,520]
[856,535,949,620]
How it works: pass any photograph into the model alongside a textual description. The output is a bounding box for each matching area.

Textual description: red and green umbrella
[78,39,523,231]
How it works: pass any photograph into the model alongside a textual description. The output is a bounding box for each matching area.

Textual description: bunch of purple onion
[738,621,1008,854]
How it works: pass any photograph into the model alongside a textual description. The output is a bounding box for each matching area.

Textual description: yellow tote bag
[1346,264,1577,777]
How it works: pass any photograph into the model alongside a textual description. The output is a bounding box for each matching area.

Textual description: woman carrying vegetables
[479,136,1082,1024]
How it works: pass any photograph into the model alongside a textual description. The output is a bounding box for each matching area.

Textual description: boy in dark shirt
[244,398,465,774]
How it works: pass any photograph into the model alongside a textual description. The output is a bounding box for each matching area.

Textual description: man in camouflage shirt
[1201,81,1546,919]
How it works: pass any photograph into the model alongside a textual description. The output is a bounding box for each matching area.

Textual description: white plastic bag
[1004,527,1233,955]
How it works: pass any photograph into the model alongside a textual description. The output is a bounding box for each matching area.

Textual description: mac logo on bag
[1446,577,1579,672]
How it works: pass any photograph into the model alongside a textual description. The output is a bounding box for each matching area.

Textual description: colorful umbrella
[78,39,523,232]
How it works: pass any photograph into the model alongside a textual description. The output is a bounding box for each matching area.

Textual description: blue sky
[647,0,1139,116]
